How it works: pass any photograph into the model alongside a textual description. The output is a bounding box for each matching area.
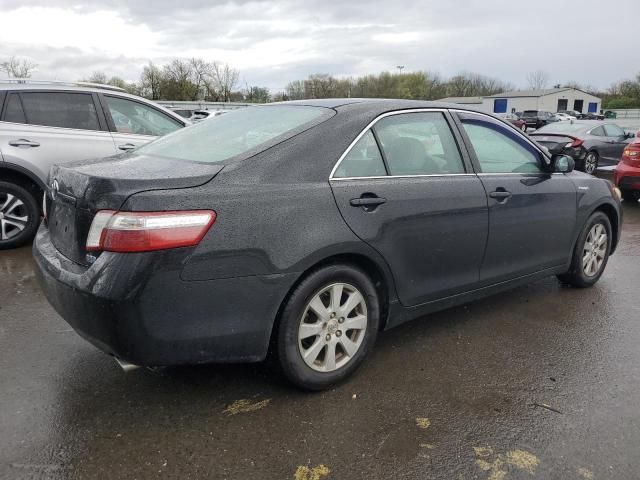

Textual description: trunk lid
[530,133,577,154]
[45,153,223,265]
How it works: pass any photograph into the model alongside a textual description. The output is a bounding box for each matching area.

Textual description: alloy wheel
[584,153,598,174]
[0,192,29,241]
[582,223,607,277]
[298,283,368,372]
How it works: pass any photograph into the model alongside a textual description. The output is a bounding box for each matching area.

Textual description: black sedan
[34,100,622,390]
[531,121,636,174]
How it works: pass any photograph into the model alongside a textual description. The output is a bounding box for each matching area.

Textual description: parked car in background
[554,112,577,121]
[521,110,557,129]
[33,99,622,390]
[559,110,582,119]
[0,79,189,249]
[614,131,640,203]
[170,108,194,119]
[190,109,228,122]
[499,113,527,131]
[530,121,636,174]
[581,112,605,120]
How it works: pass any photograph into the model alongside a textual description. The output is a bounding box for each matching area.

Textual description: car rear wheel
[621,189,639,203]
[277,264,380,390]
[557,211,611,288]
[583,151,599,175]
[0,181,40,250]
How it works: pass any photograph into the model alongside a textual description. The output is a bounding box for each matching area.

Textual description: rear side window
[104,96,182,137]
[19,92,100,130]
[373,112,464,175]
[137,105,330,163]
[590,126,605,136]
[334,130,386,178]
[3,94,26,124]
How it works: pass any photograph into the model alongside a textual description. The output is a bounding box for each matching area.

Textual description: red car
[499,113,527,132]
[614,131,640,203]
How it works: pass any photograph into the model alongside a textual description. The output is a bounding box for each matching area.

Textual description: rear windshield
[535,122,588,133]
[522,111,537,117]
[137,105,331,163]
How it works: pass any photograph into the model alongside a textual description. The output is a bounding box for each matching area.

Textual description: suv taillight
[86,210,216,253]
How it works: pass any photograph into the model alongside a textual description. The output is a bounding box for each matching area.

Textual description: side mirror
[552,154,575,173]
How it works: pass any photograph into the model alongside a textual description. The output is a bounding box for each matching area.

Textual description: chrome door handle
[9,139,40,147]
[489,190,512,202]
[118,143,136,151]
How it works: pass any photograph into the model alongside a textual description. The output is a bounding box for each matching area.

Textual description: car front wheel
[0,181,40,250]
[277,264,380,390]
[557,211,611,288]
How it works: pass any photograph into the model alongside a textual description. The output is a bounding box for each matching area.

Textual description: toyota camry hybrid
[34,99,622,390]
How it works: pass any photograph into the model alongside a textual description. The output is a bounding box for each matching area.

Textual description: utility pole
[396,65,405,74]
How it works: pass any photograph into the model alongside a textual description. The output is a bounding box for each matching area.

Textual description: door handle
[118,143,136,151]
[350,195,386,211]
[9,139,40,147]
[489,190,512,201]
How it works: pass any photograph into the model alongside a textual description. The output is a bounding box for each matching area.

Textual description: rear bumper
[33,225,297,366]
[614,163,640,191]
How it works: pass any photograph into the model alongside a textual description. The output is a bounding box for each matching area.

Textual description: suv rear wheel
[0,181,40,249]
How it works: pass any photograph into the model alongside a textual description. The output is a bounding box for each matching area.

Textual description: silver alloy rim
[298,282,368,373]
[585,153,597,174]
[583,223,607,277]
[0,192,29,241]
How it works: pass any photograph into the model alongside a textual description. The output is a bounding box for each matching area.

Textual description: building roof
[485,87,600,100]
[437,96,483,104]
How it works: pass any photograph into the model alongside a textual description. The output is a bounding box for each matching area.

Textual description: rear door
[0,91,117,182]
[100,94,184,152]
[330,110,489,307]
[454,111,577,284]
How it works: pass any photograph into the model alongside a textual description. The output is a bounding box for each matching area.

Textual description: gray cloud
[1,0,639,91]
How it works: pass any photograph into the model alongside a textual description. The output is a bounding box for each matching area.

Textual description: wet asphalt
[1,201,640,480]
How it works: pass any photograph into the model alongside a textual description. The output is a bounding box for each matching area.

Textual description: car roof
[273,98,489,114]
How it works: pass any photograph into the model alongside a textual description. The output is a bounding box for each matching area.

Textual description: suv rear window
[19,92,100,131]
[137,105,331,163]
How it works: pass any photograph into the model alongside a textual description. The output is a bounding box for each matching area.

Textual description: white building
[481,88,601,115]
[440,88,602,115]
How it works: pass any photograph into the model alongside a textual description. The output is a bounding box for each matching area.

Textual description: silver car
[0,80,188,248]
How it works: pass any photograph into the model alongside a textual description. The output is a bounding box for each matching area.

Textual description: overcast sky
[1,0,638,92]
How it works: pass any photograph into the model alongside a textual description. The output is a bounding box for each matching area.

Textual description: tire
[583,151,599,175]
[277,264,380,390]
[557,212,611,288]
[0,181,40,250]
[621,189,638,203]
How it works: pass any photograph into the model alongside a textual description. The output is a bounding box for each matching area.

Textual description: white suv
[0,80,188,249]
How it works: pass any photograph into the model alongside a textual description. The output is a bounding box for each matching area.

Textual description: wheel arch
[0,163,45,208]
[268,252,393,355]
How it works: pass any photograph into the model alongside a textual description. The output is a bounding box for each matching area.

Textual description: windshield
[535,122,589,133]
[137,105,331,163]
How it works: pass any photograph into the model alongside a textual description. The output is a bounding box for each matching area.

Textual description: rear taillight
[565,138,583,148]
[621,145,640,164]
[86,210,216,253]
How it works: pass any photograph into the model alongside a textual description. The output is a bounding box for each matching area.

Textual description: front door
[330,111,488,307]
[602,124,631,163]
[455,112,577,284]
[557,99,568,111]
[100,95,183,153]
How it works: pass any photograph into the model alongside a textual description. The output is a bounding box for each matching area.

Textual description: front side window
[3,94,26,124]
[333,130,386,178]
[373,112,464,176]
[460,114,543,174]
[19,92,100,130]
[105,96,182,137]
[137,105,330,163]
